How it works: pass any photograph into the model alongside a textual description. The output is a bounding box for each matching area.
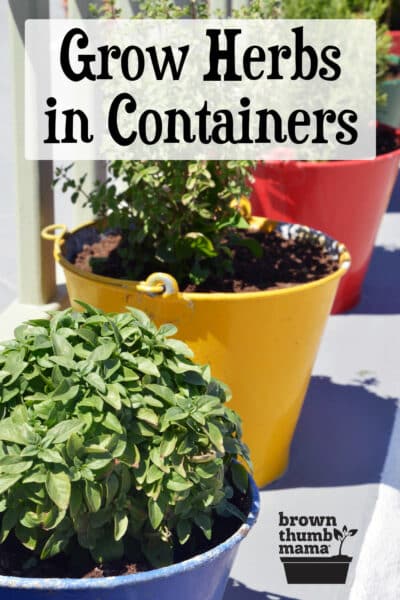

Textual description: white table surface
[227,182,400,600]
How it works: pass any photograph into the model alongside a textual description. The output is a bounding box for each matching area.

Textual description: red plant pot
[390,31,400,56]
[251,145,400,313]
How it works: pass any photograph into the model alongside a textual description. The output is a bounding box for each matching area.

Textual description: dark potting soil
[0,486,251,579]
[185,229,339,293]
[73,228,340,294]
[387,59,400,80]
[376,123,400,156]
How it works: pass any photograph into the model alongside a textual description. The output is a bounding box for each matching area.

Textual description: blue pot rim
[0,475,260,591]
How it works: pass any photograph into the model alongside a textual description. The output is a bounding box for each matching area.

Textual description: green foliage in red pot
[235,0,391,101]
[0,304,251,570]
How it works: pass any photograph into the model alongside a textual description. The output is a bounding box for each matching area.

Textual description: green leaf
[126,307,152,328]
[38,449,64,464]
[51,333,74,360]
[78,395,104,412]
[195,461,220,479]
[22,469,47,484]
[20,510,42,529]
[77,327,97,346]
[104,384,122,410]
[40,521,73,559]
[52,380,80,403]
[231,462,249,494]
[145,384,175,406]
[4,352,27,384]
[87,372,107,394]
[69,486,83,521]
[46,471,71,510]
[136,358,160,377]
[66,433,83,460]
[207,422,225,453]
[89,341,116,363]
[2,386,19,404]
[147,464,164,484]
[0,507,18,542]
[167,474,193,492]
[86,454,112,471]
[160,431,177,458]
[105,473,119,507]
[148,498,163,530]
[220,500,246,522]
[102,412,123,434]
[137,407,159,428]
[164,407,189,423]
[0,418,36,446]
[84,480,102,512]
[164,338,194,358]
[194,513,212,540]
[0,456,33,474]
[103,358,121,380]
[41,506,66,530]
[15,522,39,551]
[48,356,76,370]
[158,324,177,337]
[177,519,192,545]
[44,419,84,445]
[73,301,101,315]
[114,510,128,541]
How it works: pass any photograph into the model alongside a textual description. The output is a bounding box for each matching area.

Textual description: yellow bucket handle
[136,273,179,298]
[41,224,68,242]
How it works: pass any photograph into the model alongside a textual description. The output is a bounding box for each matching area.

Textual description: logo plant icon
[334,525,358,556]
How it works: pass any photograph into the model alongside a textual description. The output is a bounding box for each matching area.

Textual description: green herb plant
[57,0,256,289]
[0,304,251,569]
[55,161,255,287]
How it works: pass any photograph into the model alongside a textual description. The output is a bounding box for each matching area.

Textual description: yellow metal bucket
[42,219,350,487]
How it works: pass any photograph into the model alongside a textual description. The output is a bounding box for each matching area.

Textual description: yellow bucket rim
[43,218,351,302]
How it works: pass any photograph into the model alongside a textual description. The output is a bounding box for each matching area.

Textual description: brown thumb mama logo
[278,512,358,584]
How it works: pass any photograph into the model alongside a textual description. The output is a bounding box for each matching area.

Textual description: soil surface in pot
[73,229,341,294]
[0,485,251,579]
[376,123,400,155]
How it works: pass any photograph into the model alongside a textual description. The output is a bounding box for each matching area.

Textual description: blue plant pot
[0,476,259,600]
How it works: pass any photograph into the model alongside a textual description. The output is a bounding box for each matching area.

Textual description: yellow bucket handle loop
[136,273,179,298]
[41,224,68,242]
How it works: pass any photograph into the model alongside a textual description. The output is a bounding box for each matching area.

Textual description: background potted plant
[248,0,400,313]
[386,0,400,53]
[0,303,259,599]
[43,156,350,487]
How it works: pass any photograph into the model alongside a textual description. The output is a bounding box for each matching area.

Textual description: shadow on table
[265,376,397,491]
[224,579,300,600]
[347,246,400,315]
